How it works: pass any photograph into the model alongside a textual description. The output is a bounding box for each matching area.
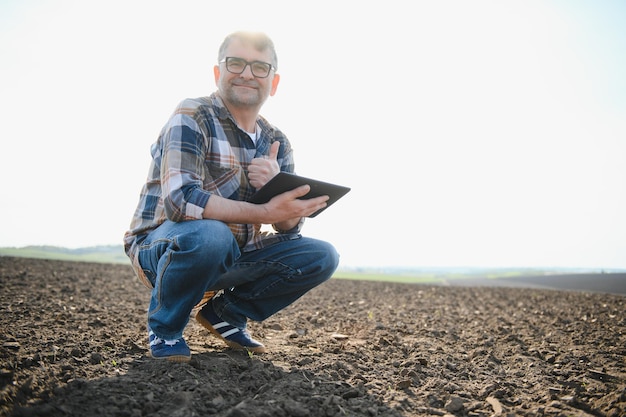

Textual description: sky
[1,0,625,269]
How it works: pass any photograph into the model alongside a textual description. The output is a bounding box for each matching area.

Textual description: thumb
[268,141,280,161]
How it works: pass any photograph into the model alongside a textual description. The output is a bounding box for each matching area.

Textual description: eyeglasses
[219,57,276,78]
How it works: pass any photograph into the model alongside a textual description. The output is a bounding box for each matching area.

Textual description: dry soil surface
[1,256,625,417]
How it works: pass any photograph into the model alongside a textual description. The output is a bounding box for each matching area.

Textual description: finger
[306,201,328,217]
[268,141,280,161]
[287,184,311,199]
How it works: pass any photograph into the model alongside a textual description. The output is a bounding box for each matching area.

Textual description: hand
[248,141,280,189]
[263,184,329,222]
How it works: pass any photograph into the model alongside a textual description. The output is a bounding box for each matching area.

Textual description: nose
[240,63,255,79]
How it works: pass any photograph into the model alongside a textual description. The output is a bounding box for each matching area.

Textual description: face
[214,38,280,109]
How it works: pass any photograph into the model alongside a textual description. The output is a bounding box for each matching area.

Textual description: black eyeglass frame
[219,57,276,78]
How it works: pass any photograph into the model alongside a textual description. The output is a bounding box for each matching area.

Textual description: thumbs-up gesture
[248,141,281,189]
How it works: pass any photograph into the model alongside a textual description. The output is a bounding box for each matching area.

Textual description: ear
[213,65,221,86]
[269,73,280,96]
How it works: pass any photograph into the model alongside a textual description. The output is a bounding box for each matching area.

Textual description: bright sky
[1,0,625,269]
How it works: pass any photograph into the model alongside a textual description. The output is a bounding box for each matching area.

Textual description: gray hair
[218,31,278,70]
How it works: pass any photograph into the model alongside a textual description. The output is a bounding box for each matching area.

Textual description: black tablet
[249,172,351,218]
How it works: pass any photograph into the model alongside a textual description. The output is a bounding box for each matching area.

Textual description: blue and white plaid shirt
[124,93,303,284]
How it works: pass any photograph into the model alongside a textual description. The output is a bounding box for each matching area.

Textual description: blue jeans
[137,219,339,340]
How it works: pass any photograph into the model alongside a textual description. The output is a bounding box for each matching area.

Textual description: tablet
[249,172,351,218]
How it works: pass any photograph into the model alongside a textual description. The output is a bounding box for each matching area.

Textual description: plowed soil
[1,256,625,417]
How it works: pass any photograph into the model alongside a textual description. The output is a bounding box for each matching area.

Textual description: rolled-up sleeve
[160,113,212,221]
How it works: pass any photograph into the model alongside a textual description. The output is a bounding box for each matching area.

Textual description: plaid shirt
[123,93,303,285]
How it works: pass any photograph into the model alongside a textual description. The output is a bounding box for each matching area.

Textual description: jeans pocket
[137,243,162,288]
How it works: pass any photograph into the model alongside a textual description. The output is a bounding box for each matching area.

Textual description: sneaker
[195,302,266,353]
[148,328,191,362]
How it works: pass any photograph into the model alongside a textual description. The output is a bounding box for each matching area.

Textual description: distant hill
[438,272,626,295]
[0,245,128,265]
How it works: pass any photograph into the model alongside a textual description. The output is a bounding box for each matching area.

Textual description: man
[123,31,339,362]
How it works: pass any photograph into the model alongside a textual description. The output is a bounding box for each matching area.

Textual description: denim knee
[320,240,340,277]
[298,238,340,280]
[174,220,240,267]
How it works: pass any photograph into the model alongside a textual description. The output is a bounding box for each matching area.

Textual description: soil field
[1,256,624,417]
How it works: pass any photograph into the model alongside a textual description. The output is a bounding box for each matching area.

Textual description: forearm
[203,194,301,232]
[203,194,268,224]
[203,185,325,227]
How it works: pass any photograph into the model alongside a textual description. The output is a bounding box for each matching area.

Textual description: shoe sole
[149,351,191,363]
[195,311,267,354]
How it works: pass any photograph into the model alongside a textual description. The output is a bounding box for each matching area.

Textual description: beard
[219,79,269,108]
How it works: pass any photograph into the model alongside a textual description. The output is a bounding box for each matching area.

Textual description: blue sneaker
[148,329,191,362]
[195,302,266,353]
